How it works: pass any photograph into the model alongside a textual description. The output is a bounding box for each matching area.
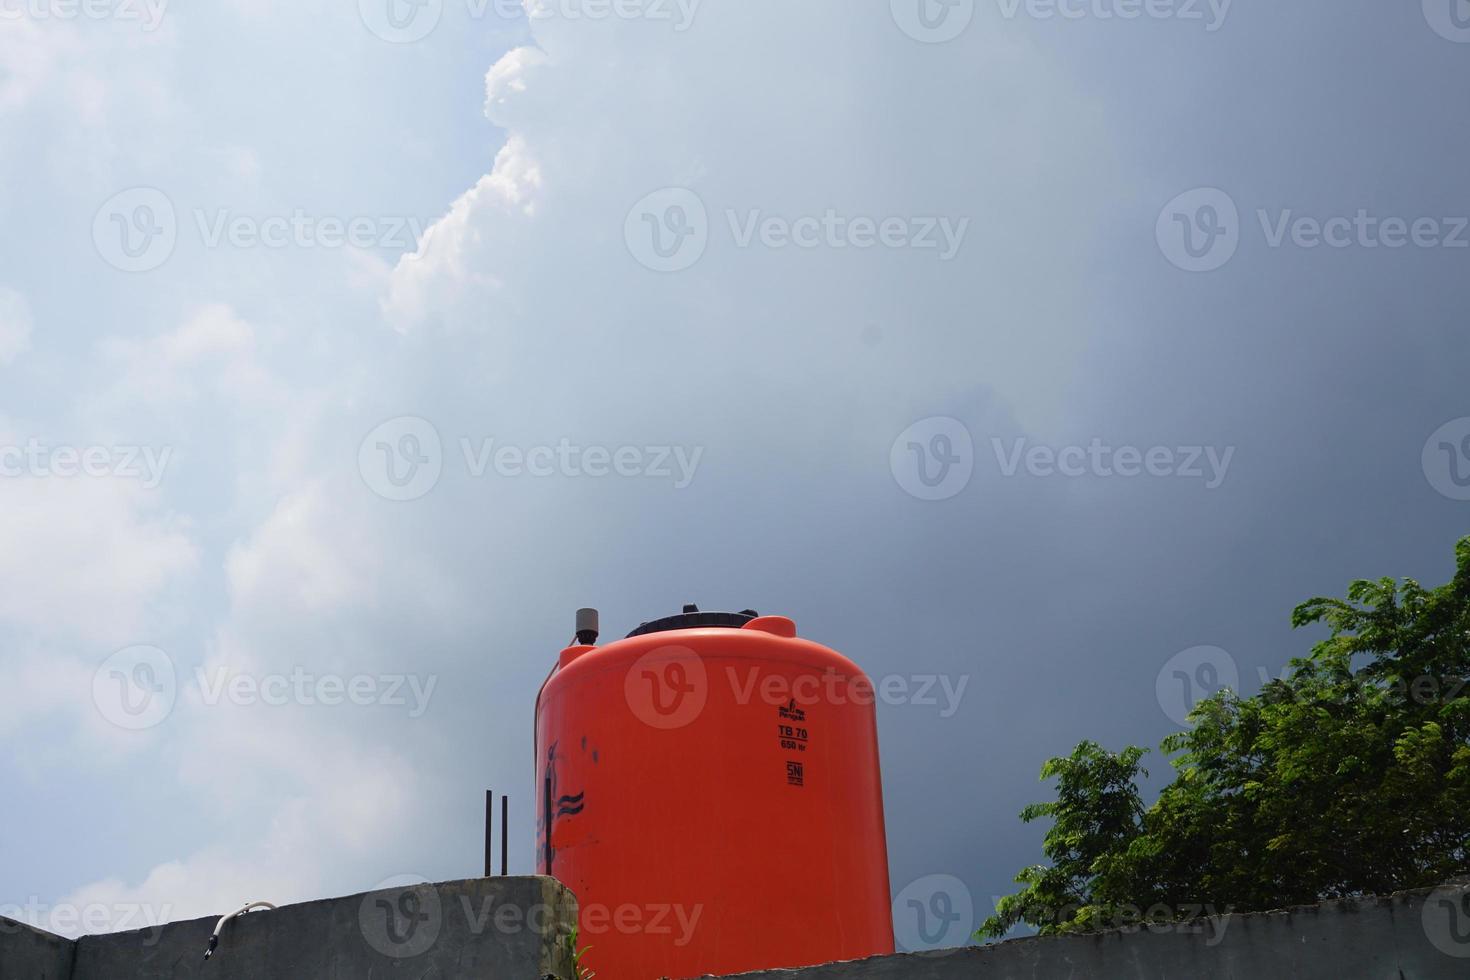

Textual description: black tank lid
[626,604,761,638]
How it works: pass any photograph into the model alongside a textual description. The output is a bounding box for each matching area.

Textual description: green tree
[980,536,1470,941]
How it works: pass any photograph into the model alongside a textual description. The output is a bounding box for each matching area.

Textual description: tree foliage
[980,536,1470,940]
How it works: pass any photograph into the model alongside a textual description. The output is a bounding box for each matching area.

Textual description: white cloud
[51,732,429,933]
[95,304,274,411]
[0,15,178,165]
[0,655,93,739]
[47,476,451,930]
[0,474,197,767]
[0,476,197,644]
[0,286,33,364]
[484,45,548,116]
[224,480,385,620]
[0,20,72,113]
[384,2,1119,433]
[383,134,542,332]
[53,849,317,938]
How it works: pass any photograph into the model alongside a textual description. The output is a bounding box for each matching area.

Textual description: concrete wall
[0,918,74,980]
[11,879,1470,978]
[4,877,577,980]
[721,882,1470,980]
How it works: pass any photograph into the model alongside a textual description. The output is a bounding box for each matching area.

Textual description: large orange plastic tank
[535,606,894,979]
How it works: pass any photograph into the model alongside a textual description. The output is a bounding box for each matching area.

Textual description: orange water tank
[535,606,895,979]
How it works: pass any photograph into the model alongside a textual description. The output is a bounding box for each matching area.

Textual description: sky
[2,0,1469,957]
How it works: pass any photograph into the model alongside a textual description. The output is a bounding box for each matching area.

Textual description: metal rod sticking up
[485,790,494,878]
[501,794,509,876]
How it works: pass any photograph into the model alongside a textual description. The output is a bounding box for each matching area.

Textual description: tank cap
[743,615,797,638]
[559,644,596,669]
[627,607,760,638]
